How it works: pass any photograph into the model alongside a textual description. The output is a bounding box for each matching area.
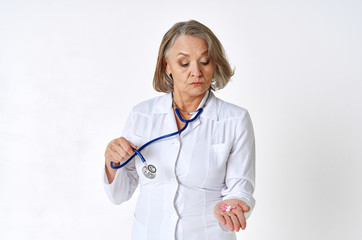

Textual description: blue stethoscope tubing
[110,107,203,169]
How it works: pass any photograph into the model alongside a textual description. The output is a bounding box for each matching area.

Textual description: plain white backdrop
[1,0,361,239]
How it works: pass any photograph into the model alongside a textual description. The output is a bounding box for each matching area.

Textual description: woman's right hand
[105,137,138,168]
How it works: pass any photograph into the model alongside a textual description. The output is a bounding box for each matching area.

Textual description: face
[164,35,215,98]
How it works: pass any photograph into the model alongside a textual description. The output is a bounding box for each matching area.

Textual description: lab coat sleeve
[221,110,256,219]
[103,109,139,205]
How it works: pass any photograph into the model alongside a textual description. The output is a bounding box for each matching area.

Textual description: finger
[223,213,234,232]
[119,137,137,150]
[214,204,227,225]
[236,208,247,230]
[111,140,132,160]
[105,151,122,169]
[230,206,244,231]
[118,139,136,157]
[238,202,250,212]
[109,149,124,164]
[112,144,129,162]
[109,143,127,162]
[105,144,119,162]
[231,206,247,230]
[120,143,136,157]
[105,151,116,163]
[214,212,226,225]
[228,212,241,232]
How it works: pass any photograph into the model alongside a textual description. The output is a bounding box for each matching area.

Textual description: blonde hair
[153,20,234,93]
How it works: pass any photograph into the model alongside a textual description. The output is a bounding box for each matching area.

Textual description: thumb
[238,202,250,212]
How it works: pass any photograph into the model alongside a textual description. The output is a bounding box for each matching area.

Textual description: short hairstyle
[153,20,235,93]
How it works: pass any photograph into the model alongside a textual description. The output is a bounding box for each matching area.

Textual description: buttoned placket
[159,110,181,238]
[172,117,203,239]
[156,94,207,239]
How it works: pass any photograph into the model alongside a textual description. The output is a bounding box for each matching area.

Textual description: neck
[172,91,207,113]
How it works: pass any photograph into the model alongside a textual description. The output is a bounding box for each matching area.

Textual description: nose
[190,62,202,77]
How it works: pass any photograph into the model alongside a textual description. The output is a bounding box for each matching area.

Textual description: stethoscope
[110,91,210,179]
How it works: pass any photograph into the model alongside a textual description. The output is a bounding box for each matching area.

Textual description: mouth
[190,82,203,86]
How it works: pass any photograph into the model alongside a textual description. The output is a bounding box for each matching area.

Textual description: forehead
[170,35,208,55]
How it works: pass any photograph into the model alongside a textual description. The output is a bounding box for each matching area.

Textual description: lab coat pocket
[210,143,229,153]
[210,143,230,169]
[131,133,148,147]
[207,143,231,185]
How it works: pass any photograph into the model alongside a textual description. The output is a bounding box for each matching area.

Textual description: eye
[200,59,210,66]
[180,62,189,67]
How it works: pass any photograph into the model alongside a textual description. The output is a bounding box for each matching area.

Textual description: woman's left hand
[214,199,250,232]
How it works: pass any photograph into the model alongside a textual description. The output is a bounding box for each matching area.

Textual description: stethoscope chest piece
[142,164,157,179]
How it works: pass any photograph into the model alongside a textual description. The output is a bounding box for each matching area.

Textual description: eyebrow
[177,50,209,57]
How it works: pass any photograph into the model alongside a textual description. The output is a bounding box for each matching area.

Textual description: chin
[187,87,209,97]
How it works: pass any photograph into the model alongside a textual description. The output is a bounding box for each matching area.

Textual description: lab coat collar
[153,91,218,121]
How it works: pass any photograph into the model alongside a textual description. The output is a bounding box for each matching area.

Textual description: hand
[104,137,137,167]
[214,199,250,232]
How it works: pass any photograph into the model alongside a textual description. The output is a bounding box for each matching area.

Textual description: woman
[104,20,255,240]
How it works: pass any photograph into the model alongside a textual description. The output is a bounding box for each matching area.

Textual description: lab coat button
[170,178,177,183]
[171,214,178,221]
[174,141,180,147]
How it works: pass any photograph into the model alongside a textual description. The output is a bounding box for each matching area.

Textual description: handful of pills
[221,204,236,212]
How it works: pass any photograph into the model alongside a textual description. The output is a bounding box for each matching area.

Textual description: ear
[163,57,170,74]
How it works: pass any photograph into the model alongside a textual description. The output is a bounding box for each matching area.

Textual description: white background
[1,0,361,239]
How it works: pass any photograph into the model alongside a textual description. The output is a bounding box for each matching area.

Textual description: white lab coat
[103,91,255,240]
